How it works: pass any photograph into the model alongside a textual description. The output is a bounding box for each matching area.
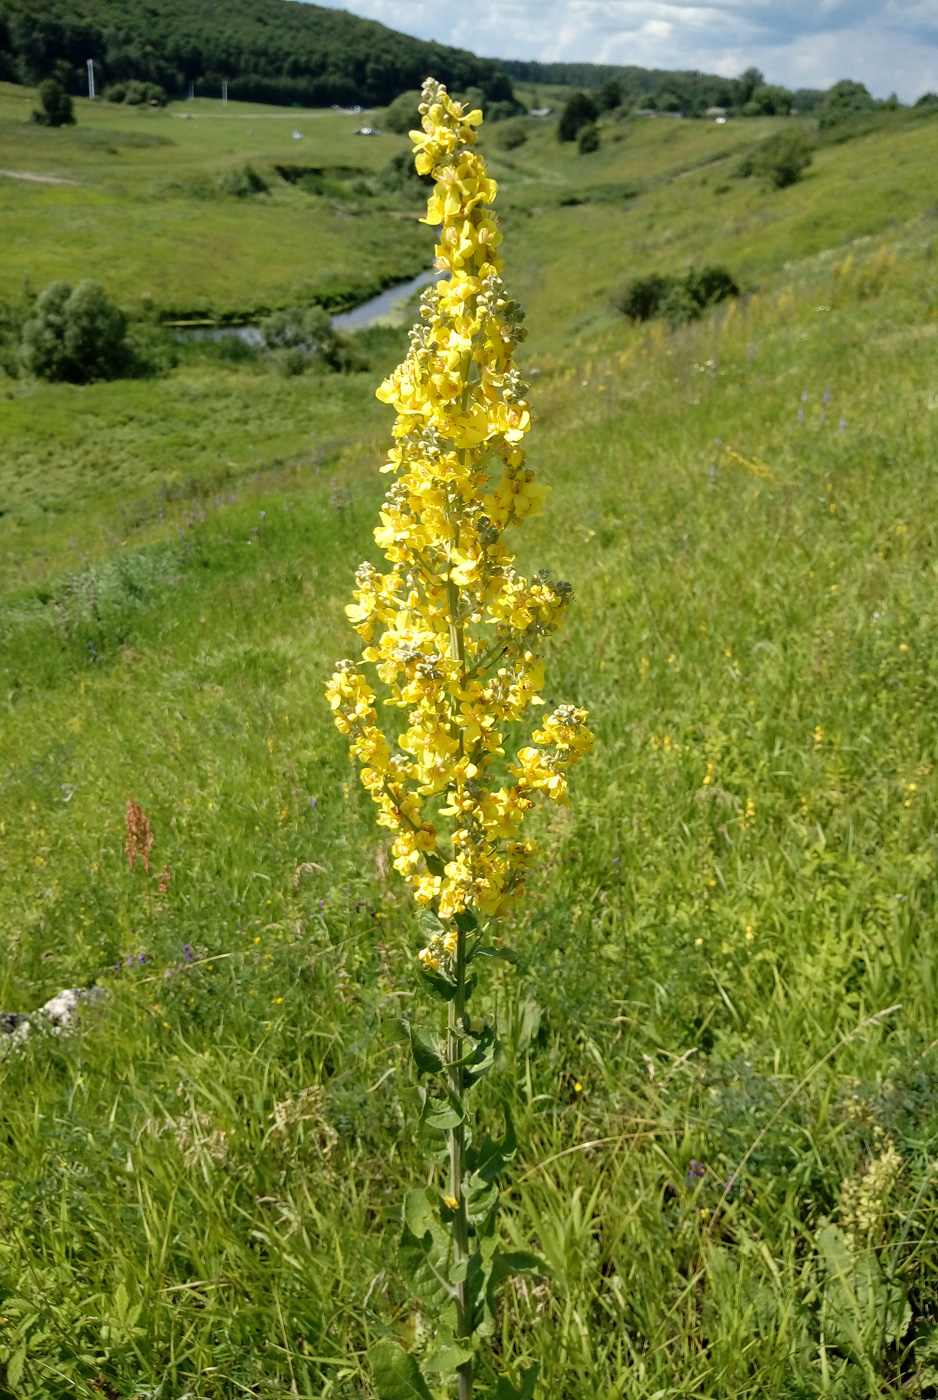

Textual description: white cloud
[308,0,938,100]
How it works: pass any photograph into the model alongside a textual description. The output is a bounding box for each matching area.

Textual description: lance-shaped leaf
[370,1339,435,1400]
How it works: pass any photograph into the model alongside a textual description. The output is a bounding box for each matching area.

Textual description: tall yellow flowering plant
[327,78,592,1400]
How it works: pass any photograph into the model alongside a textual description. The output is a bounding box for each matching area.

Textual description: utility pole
[188,79,194,100]
[87,59,95,100]
[222,81,227,107]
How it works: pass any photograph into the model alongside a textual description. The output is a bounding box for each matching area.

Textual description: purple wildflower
[137,953,146,965]
[688,1160,706,1180]
[183,944,193,962]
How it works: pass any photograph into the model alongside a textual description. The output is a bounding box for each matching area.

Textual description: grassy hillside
[0,83,431,320]
[2,88,938,1399]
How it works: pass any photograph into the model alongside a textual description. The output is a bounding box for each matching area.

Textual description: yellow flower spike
[326,77,592,968]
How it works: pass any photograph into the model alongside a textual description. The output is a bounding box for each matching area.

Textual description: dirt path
[0,169,79,185]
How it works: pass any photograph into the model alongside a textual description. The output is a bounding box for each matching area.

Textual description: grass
[2,82,938,1399]
[0,83,428,320]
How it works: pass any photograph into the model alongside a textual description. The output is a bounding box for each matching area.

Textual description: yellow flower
[326,79,592,965]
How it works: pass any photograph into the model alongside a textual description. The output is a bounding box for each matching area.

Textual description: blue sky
[312,1,938,101]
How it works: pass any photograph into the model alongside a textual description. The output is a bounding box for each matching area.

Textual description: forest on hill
[0,0,514,108]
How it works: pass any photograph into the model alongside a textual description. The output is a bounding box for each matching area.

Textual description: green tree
[20,279,131,382]
[31,76,74,127]
[558,90,598,142]
[820,79,875,127]
[597,77,622,111]
[744,83,793,116]
[737,66,765,105]
[383,89,424,134]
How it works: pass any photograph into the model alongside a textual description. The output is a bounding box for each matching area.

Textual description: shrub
[915,92,938,108]
[491,118,527,150]
[31,78,74,128]
[259,305,366,373]
[558,91,598,142]
[615,273,670,322]
[615,264,738,326]
[19,280,132,382]
[377,150,434,199]
[383,89,423,134]
[578,123,600,154]
[104,80,167,106]
[757,129,814,187]
[217,164,269,197]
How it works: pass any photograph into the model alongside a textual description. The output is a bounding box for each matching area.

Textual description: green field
[3,84,938,1399]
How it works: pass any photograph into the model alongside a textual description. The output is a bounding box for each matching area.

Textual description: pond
[175,267,444,345]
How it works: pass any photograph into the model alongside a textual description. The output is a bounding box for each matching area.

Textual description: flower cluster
[327,79,592,958]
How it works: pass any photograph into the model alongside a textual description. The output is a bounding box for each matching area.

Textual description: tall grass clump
[327,78,592,1400]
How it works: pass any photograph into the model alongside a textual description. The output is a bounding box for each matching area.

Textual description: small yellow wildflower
[573,1082,583,1094]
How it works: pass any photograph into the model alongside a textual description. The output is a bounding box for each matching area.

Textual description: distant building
[529,106,552,117]
[706,106,728,117]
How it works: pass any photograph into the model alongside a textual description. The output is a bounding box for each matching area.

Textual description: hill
[2,86,938,1398]
[0,0,514,107]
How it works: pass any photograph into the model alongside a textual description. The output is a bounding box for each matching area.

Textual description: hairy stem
[448,923,472,1400]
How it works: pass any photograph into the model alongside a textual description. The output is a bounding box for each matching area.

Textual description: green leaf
[418,909,446,939]
[424,851,447,877]
[6,1348,25,1391]
[421,1091,466,1132]
[370,1339,434,1400]
[454,910,478,934]
[399,1191,454,1312]
[469,946,518,965]
[468,1109,517,1182]
[410,1025,445,1075]
[419,967,459,1002]
[493,1364,539,1400]
[423,1342,474,1373]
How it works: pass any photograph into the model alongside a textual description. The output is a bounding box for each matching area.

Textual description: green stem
[448,922,472,1400]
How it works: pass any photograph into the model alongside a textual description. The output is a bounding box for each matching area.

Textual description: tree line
[0,0,515,108]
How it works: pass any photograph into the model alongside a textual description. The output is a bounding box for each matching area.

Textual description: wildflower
[327,79,592,954]
[183,944,192,962]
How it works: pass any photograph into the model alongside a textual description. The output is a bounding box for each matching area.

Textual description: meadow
[2,85,938,1399]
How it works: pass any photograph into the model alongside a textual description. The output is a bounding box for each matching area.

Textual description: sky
[311,1,938,102]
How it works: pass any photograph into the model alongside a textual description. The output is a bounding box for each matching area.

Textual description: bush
[259,305,366,373]
[104,80,167,106]
[615,265,738,326]
[758,129,814,187]
[578,123,600,154]
[377,150,434,199]
[383,89,423,135]
[19,280,133,382]
[558,91,598,143]
[31,78,74,128]
[217,164,269,197]
[491,118,528,150]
